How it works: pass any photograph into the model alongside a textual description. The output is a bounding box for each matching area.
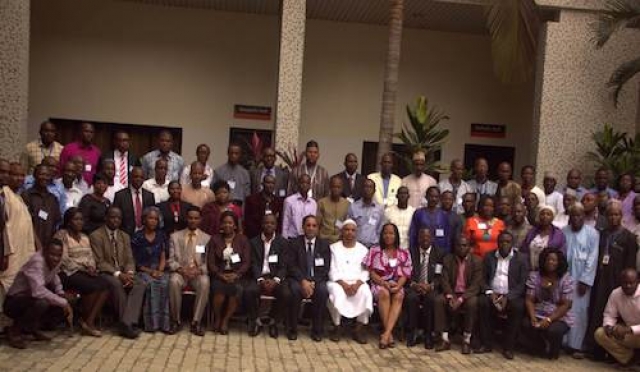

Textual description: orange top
[463,216,505,259]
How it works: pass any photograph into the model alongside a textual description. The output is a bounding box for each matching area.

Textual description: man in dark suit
[434,235,482,355]
[99,130,140,188]
[250,147,289,197]
[331,153,364,202]
[404,228,445,348]
[112,166,155,237]
[282,215,331,341]
[157,181,193,235]
[244,213,288,338]
[477,231,527,359]
[244,174,284,239]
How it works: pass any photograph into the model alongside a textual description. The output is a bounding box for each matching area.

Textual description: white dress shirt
[491,250,513,295]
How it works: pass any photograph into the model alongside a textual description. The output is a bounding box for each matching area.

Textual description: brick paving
[0,325,621,372]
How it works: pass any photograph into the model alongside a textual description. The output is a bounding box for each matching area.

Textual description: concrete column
[531,9,640,185]
[0,0,30,161]
[274,0,306,154]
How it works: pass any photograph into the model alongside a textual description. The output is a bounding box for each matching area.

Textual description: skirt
[61,271,110,295]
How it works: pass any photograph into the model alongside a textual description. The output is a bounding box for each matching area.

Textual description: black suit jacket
[332,171,365,201]
[99,150,140,175]
[112,187,155,237]
[250,235,288,280]
[157,200,193,235]
[250,166,290,196]
[286,236,331,283]
[482,249,528,301]
[408,245,445,285]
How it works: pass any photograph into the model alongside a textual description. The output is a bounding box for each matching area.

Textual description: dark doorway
[361,142,441,179]
[463,144,516,180]
[50,118,183,157]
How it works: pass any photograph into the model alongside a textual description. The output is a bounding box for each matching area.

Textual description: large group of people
[1,121,640,367]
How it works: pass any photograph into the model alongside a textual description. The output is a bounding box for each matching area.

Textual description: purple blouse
[526,272,574,326]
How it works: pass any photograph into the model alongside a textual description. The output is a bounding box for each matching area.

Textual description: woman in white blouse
[327,219,373,344]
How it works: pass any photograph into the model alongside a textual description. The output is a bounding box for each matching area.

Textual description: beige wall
[29,0,534,177]
[29,0,281,166]
[301,20,534,176]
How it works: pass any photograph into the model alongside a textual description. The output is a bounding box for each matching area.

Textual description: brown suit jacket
[168,228,211,275]
[441,253,483,300]
[90,226,135,274]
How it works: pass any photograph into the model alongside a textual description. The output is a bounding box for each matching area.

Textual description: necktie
[110,230,119,268]
[419,250,429,283]
[307,241,314,278]
[349,176,355,193]
[119,155,128,186]
[187,231,196,266]
[134,190,142,229]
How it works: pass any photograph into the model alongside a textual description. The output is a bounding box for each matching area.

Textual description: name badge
[314,257,325,267]
[457,198,463,206]
[279,189,286,197]
[228,180,236,190]
[231,253,241,263]
[578,251,588,261]
[602,254,610,265]
[435,264,443,274]
[478,223,488,230]
[368,217,377,226]
[335,220,344,229]
[129,165,133,172]
[435,229,445,237]
[346,197,355,204]
[195,245,205,254]
[307,189,313,199]
[268,255,278,263]
[84,164,92,172]
[383,198,388,205]
[38,209,49,220]
[173,211,179,223]
[389,258,398,268]
[265,209,273,215]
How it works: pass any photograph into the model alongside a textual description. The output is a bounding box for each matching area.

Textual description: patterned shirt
[526,272,574,326]
[22,139,64,175]
[140,150,185,182]
[53,229,96,276]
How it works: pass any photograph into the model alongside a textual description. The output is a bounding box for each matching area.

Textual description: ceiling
[119,0,489,34]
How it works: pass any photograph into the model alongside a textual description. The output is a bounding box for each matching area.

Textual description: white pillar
[0,0,30,161]
[274,0,306,154]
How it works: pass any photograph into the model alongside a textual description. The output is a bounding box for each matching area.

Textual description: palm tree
[375,0,540,168]
[593,0,640,107]
[376,0,404,168]
[485,0,541,84]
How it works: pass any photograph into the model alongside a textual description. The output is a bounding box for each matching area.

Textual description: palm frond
[485,0,540,84]
[593,0,640,48]
[395,96,450,173]
[606,56,640,106]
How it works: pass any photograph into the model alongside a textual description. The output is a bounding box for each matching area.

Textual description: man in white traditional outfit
[0,163,37,303]
[327,219,373,344]
[562,202,599,358]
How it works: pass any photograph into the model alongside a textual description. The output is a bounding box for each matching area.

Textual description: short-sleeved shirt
[526,272,574,326]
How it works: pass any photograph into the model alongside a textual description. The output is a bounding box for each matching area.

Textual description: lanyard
[303,164,317,184]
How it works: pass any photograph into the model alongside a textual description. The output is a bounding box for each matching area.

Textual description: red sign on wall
[470,123,506,138]
[234,105,272,121]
